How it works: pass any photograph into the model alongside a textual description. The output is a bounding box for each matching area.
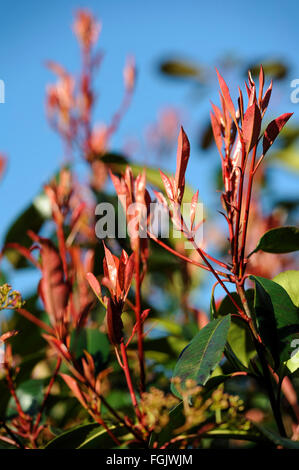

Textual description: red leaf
[237,87,244,121]
[3,242,40,269]
[244,81,251,99]
[109,169,131,212]
[242,103,261,153]
[174,126,190,203]
[261,80,272,115]
[34,237,69,323]
[248,70,255,88]
[106,298,124,346]
[210,101,223,124]
[210,111,222,155]
[258,65,264,105]
[44,335,72,362]
[0,155,6,180]
[248,84,256,108]
[117,250,128,294]
[124,253,135,297]
[263,113,293,155]
[134,169,146,204]
[159,170,174,201]
[60,374,87,408]
[86,272,102,299]
[216,69,236,123]
[190,190,199,229]
[103,243,117,290]
[153,190,168,209]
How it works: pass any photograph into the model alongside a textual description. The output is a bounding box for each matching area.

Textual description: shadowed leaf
[253,226,299,254]
[171,316,231,398]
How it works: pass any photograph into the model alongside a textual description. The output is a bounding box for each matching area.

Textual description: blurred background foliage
[1,0,299,448]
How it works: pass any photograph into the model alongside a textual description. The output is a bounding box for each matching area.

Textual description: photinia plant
[1,10,299,450]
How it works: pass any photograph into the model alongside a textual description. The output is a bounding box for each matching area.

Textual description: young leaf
[60,374,87,408]
[171,316,231,398]
[86,272,102,300]
[210,111,223,155]
[253,226,299,254]
[102,152,195,203]
[174,126,190,204]
[258,65,265,105]
[261,80,273,115]
[263,113,293,155]
[242,103,261,153]
[216,70,236,124]
[159,169,174,201]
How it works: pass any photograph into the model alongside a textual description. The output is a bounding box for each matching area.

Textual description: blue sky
[1,0,299,295]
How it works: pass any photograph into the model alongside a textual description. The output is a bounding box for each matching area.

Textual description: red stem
[134,240,146,394]
[33,357,62,435]
[56,221,68,280]
[148,231,231,279]
[239,145,257,277]
[120,341,142,422]
[17,308,54,335]
[182,221,245,317]
[232,145,246,274]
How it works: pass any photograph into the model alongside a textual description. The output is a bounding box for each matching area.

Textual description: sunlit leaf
[273,270,299,307]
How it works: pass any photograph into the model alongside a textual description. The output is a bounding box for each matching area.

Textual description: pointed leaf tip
[263,112,293,155]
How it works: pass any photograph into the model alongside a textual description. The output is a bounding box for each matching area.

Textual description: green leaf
[255,424,299,449]
[204,374,232,391]
[217,291,256,368]
[250,275,299,367]
[203,427,266,444]
[272,272,299,372]
[171,316,231,398]
[70,328,110,374]
[285,348,299,374]
[44,423,99,448]
[253,226,299,254]
[149,402,185,448]
[273,270,299,307]
[44,422,129,449]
